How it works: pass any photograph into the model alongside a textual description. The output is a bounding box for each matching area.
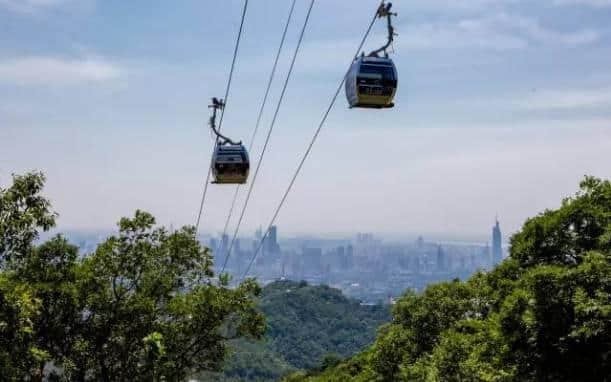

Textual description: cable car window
[359,65,395,81]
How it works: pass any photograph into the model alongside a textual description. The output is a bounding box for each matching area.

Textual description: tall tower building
[492,218,503,266]
[416,236,424,249]
[436,245,446,272]
[220,234,229,256]
[346,245,354,269]
[269,226,277,247]
[265,225,280,254]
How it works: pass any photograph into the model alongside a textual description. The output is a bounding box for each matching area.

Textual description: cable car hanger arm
[208,97,241,145]
[368,1,397,57]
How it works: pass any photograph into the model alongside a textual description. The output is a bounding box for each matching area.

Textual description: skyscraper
[265,225,280,254]
[416,236,424,249]
[346,245,354,269]
[436,245,446,272]
[268,226,277,247]
[220,233,229,254]
[492,218,502,266]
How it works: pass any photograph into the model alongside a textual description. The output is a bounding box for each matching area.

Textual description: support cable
[220,0,315,275]
[218,0,299,269]
[241,1,383,281]
[195,0,250,234]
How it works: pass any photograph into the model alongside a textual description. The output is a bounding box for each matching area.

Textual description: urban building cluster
[208,219,505,303]
[62,220,505,304]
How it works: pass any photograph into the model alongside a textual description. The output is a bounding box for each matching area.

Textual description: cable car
[207,97,250,184]
[211,143,250,184]
[345,55,397,109]
[345,1,398,109]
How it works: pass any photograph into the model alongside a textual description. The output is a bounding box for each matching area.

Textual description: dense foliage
[288,176,611,382]
[0,172,264,381]
[200,280,390,381]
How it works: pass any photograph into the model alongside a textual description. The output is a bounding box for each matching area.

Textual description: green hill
[287,176,611,382]
[199,280,391,381]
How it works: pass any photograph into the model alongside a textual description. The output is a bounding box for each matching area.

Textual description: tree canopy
[206,280,390,381]
[0,172,264,381]
[288,176,611,382]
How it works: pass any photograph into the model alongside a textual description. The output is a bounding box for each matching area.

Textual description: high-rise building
[264,225,280,254]
[220,233,229,253]
[492,218,503,266]
[416,236,424,249]
[436,245,446,272]
[346,245,354,269]
[268,226,277,246]
[303,247,323,273]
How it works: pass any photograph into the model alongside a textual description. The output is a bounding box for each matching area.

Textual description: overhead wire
[240,1,383,281]
[195,0,250,235]
[218,0,299,270]
[220,0,316,275]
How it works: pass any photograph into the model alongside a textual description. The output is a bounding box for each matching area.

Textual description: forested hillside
[287,176,611,382]
[201,280,390,381]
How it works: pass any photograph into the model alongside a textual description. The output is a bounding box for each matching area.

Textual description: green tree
[0,273,42,380]
[0,173,265,381]
[288,176,611,382]
[510,176,611,268]
[22,236,81,380]
[0,172,56,267]
[0,172,57,379]
[213,280,390,382]
[64,210,264,380]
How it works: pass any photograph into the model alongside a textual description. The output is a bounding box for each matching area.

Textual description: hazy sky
[2,0,611,241]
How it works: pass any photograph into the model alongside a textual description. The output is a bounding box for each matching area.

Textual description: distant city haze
[62,222,509,303]
[2,0,611,240]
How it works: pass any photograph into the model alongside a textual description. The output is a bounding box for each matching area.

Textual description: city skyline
[46,213,510,247]
[53,216,506,302]
[203,220,506,301]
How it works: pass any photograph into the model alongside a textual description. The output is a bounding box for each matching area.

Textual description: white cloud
[406,0,520,12]
[455,87,611,114]
[0,0,69,13]
[390,13,600,51]
[0,56,123,86]
[554,0,611,7]
[487,13,599,45]
[401,21,527,51]
[518,88,611,110]
[287,13,569,74]
[448,13,598,48]
[409,0,611,11]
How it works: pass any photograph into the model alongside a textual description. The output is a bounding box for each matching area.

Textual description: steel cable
[241,1,383,281]
[220,0,316,274]
[195,0,250,234]
[218,0,299,270]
